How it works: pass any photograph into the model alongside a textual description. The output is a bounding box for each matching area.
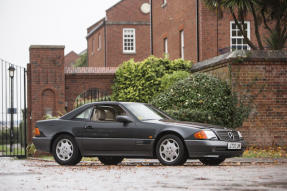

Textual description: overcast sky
[0,0,120,68]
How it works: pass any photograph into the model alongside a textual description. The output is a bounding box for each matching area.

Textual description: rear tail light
[35,128,40,136]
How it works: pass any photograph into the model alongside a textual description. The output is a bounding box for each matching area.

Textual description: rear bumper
[185,140,246,159]
[32,137,52,153]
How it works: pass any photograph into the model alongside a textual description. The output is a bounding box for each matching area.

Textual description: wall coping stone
[191,50,287,72]
[29,45,65,49]
[64,67,117,75]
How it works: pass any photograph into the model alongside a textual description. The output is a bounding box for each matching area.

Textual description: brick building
[87,0,151,67]
[64,51,80,67]
[27,1,287,146]
[151,0,282,62]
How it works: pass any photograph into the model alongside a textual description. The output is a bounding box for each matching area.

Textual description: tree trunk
[250,2,264,50]
[230,8,257,50]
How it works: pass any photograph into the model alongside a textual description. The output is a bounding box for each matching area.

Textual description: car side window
[74,107,93,120]
[91,105,126,122]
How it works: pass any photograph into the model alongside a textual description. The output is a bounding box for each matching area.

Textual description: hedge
[111,56,192,103]
[151,73,249,128]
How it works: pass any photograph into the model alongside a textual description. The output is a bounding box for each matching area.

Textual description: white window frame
[97,34,101,51]
[162,0,167,7]
[180,30,184,59]
[164,38,168,55]
[230,21,251,51]
[123,28,136,54]
[91,38,95,55]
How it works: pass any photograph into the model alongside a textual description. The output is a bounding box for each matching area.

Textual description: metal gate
[0,59,27,158]
[74,88,111,109]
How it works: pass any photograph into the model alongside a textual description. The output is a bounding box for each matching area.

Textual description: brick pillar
[27,45,65,143]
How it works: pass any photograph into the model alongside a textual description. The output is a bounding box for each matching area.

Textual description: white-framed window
[164,38,168,55]
[230,21,250,51]
[98,34,101,51]
[123,28,136,54]
[91,38,95,55]
[162,0,167,7]
[180,30,184,59]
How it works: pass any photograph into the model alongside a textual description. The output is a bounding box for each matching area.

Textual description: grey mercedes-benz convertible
[33,102,246,166]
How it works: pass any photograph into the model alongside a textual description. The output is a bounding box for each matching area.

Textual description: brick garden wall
[28,45,66,143]
[64,67,115,111]
[231,61,287,146]
[191,51,287,146]
[28,46,115,143]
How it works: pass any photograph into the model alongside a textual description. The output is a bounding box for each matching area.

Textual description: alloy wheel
[56,139,74,161]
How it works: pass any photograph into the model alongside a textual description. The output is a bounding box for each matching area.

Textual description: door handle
[84,125,93,129]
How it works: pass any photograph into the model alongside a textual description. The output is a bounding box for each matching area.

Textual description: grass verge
[243,146,287,158]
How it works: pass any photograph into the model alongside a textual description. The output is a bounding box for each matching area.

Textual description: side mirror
[116,115,133,123]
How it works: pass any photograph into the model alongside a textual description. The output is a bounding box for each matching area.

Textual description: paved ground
[0,158,287,191]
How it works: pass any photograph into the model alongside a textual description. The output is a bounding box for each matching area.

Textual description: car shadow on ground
[31,160,254,168]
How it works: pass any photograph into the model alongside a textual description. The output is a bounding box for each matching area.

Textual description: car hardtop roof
[86,101,147,105]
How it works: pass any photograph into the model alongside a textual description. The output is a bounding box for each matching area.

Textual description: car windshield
[123,103,170,121]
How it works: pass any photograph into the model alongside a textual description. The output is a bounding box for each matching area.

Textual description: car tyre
[156,134,187,166]
[199,157,225,166]
[98,156,124,165]
[52,134,82,165]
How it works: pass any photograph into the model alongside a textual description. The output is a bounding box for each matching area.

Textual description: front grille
[216,130,240,141]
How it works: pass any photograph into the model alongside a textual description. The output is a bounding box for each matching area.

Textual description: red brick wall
[199,4,272,61]
[106,0,149,22]
[88,26,105,67]
[152,0,198,62]
[65,74,114,111]
[28,45,66,143]
[191,52,287,146]
[152,0,284,62]
[231,61,287,146]
[87,0,151,67]
[106,24,150,67]
[28,47,115,143]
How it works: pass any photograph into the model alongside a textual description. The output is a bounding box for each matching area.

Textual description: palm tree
[259,0,287,50]
[203,0,287,50]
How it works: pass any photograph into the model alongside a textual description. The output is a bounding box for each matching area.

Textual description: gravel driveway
[0,158,287,191]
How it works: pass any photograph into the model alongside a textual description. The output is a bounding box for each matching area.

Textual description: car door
[79,104,137,156]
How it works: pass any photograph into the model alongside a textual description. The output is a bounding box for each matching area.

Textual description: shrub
[26,143,37,156]
[112,56,192,103]
[161,71,190,90]
[151,73,249,129]
[74,52,88,67]
[165,109,217,124]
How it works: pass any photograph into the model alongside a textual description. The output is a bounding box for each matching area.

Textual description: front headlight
[237,131,243,138]
[194,130,218,140]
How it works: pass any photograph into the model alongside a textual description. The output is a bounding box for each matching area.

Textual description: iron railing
[74,88,111,109]
[0,59,27,158]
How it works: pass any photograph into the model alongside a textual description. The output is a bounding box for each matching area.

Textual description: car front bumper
[184,140,246,159]
[32,137,52,153]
